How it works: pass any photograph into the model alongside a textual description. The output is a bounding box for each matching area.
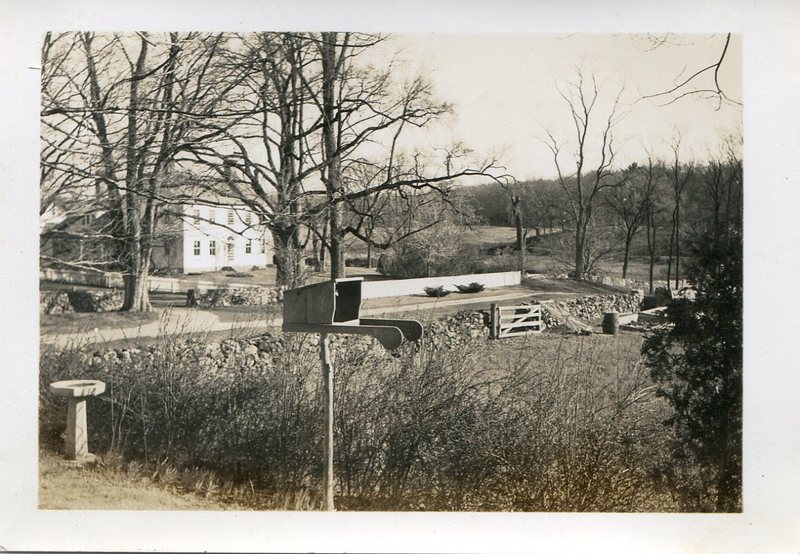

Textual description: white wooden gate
[490,303,543,339]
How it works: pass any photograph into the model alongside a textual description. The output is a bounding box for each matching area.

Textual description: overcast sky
[369,33,742,181]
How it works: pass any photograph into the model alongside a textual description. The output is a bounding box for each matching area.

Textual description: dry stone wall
[194,286,285,308]
[540,292,642,328]
[40,290,124,314]
[74,311,489,370]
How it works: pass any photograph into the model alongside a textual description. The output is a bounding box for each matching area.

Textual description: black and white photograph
[1,1,799,552]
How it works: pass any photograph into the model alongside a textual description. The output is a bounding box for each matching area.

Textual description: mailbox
[282,277,423,350]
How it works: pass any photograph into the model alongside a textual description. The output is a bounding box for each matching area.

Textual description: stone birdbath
[49,380,106,465]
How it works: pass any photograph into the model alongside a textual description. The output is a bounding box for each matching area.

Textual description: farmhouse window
[261,238,267,254]
[227,209,234,225]
[227,237,235,261]
[209,209,215,223]
[246,239,252,254]
[245,211,252,225]
[209,240,216,255]
[193,209,201,223]
[193,240,201,256]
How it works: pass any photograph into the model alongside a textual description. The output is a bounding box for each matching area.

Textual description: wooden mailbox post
[282,277,423,510]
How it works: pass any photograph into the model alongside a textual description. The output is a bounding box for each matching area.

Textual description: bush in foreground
[643,229,742,512]
[40,320,677,511]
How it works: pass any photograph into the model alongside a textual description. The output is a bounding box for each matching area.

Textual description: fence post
[490,303,498,340]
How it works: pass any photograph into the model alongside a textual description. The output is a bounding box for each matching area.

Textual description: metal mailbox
[282,277,422,350]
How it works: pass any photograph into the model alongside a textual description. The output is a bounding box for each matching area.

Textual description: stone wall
[41,268,266,294]
[193,286,285,308]
[40,289,125,314]
[76,311,489,368]
[540,292,643,328]
[424,311,490,348]
[584,273,689,292]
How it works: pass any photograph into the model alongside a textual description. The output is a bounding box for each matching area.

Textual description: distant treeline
[454,158,741,284]
[457,164,740,234]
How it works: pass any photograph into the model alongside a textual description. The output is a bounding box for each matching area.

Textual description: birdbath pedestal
[49,380,106,465]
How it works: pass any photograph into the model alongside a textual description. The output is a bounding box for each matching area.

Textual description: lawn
[39,449,245,510]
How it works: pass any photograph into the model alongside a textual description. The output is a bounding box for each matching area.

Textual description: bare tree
[638,157,667,293]
[640,33,741,109]
[340,166,454,269]
[184,32,323,288]
[604,159,663,279]
[665,136,695,289]
[498,179,528,276]
[544,70,627,279]
[187,32,507,285]
[305,32,509,279]
[700,134,743,240]
[41,32,245,311]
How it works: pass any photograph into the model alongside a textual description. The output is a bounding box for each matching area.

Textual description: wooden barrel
[602,311,619,335]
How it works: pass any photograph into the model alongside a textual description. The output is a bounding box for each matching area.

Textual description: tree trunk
[120,36,150,312]
[122,259,151,312]
[647,210,657,294]
[273,226,305,288]
[329,210,346,279]
[675,199,681,289]
[320,32,346,280]
[622,233,633,279]
[513,197,524,251]
[574,225,585,280]
[666,212,676,288]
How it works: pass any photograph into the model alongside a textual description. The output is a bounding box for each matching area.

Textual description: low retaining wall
[40,289,124,314]
[361,271,521,299]
[40,268,124,288]
[150,276,264,293]
[74,311,488,369]
[584,273,689,292]
[540,292,643,328]
[193,286,285,308]
[41,268,266,293]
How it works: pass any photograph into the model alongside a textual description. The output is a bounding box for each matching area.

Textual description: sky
[366,33,742,181]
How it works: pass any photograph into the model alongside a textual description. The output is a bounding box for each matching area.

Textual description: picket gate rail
[489,302,543,339]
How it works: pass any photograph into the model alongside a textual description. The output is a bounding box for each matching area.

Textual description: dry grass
[38,450,243,510]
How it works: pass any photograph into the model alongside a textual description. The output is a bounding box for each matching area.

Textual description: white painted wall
[361,271,521,299]
[180,204,273,273]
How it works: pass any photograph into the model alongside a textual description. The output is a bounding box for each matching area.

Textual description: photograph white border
[1,0,799,552]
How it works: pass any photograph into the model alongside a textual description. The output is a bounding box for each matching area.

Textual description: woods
[459,140,741,290]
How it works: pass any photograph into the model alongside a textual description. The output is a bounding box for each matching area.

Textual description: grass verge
[39,449,244,510]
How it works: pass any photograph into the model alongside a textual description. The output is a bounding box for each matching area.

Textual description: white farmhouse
[151,200,274,274]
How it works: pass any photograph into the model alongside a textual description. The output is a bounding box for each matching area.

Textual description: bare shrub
[39,318,677,511]
[378,223,483,278]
